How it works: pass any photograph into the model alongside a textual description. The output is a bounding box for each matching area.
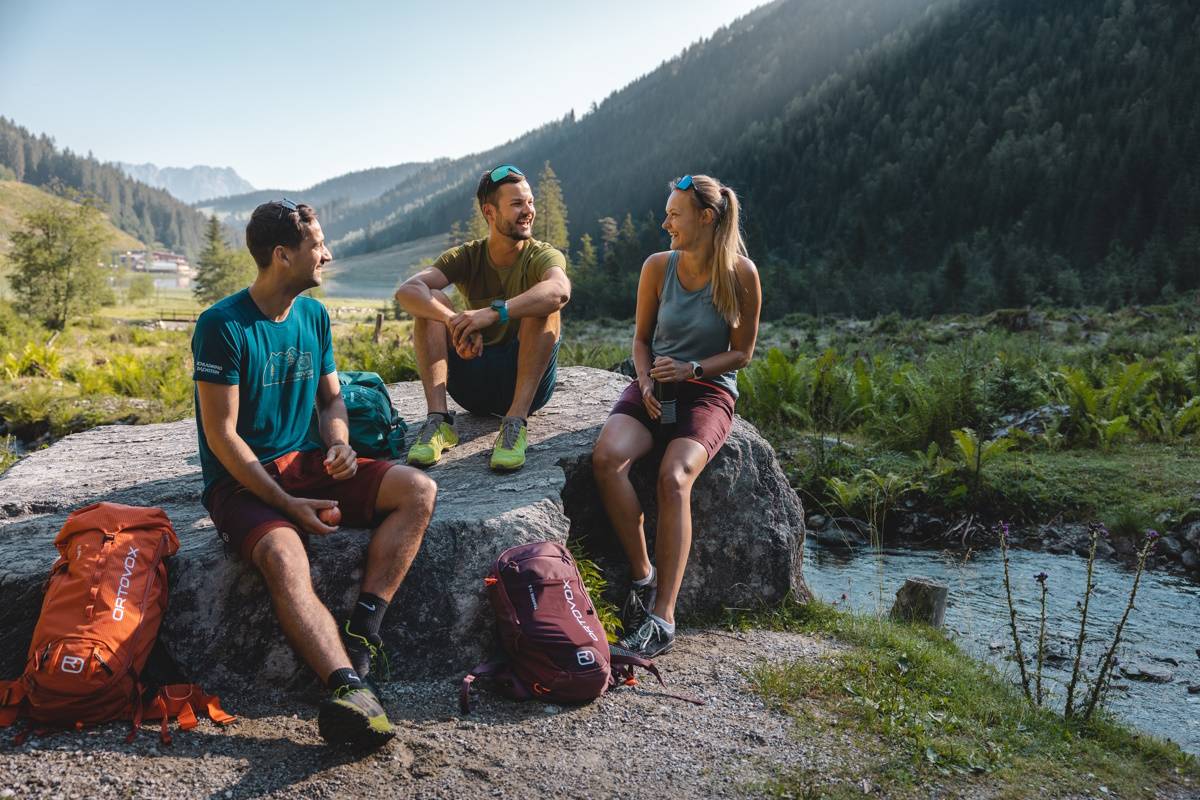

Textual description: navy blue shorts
[447,336,560,416]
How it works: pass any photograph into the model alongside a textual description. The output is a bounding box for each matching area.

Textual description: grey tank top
[650,250,739,398]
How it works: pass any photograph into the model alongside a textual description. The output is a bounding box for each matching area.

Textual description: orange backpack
[0,502,234,741]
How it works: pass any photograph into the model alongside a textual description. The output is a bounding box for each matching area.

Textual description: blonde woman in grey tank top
[591,174,762,658]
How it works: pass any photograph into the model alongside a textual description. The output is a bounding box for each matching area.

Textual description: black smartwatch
[690,360,704,378]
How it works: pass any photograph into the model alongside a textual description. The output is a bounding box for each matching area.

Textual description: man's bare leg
[506,311,560,419]
[411,289,456,414]
[251,528,350,682]
[361,465,437,599]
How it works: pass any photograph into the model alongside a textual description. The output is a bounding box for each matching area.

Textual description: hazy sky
[1,1,766,190]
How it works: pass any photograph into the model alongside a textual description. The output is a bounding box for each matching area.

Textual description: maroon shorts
[610,379,736,461]
[205,449,394,561]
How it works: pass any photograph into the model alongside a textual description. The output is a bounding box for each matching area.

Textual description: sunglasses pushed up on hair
[275,197,298,219]
[488,164,524,183]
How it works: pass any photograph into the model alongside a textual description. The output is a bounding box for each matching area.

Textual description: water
[804,540,1200,754]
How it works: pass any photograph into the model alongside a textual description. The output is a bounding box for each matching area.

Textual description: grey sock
[632,565,657,588]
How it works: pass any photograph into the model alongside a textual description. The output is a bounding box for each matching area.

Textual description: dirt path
[0,629,842,799]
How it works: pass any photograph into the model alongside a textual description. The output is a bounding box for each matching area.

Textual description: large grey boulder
[0,367,808,690]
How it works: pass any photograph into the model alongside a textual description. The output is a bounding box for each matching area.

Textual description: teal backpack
[308,371,409,459]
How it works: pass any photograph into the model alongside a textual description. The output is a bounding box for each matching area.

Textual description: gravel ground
[1,628,1193,799]
[0,629,843,799]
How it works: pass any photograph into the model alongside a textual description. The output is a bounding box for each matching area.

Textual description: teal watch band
[491,299,509,324]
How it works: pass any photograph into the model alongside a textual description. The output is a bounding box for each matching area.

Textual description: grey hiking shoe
[618,614,674,659]
[317,684,395,749]
[621,580,657,636]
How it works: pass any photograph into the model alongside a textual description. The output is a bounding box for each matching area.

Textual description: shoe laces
[498,416,523,450]
[344,623,393,681]
[629,616,664,649]
[416,415,444,445]
[623,585,652,633]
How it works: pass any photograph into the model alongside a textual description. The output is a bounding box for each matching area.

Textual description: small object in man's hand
[318,506,342,526]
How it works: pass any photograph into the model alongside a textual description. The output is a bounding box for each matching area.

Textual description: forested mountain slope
[0,117,210,258]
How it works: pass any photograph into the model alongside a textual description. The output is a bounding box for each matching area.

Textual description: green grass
[988,445,1200,528]
[736,601,1197,799]
[0,179,144,260]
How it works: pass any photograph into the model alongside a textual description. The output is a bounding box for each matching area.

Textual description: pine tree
[597,217,619,259]
[575,233,597,275]
[193,215,255,305]
[532,161,569,251]
[466,202,489,240]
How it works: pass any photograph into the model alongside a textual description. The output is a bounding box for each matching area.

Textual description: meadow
[4,299,1199,546]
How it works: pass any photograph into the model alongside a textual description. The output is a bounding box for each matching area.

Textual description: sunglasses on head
[675,174,694,191]
[488,164,524,183]
[275,197,298,219]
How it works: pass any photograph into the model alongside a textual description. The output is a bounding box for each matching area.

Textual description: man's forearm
[506,279,570,319]
[395,281,455,322]
[318,394,351,448]
[208,430,294,512]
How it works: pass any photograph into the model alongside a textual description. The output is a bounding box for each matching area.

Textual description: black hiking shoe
[342,621,390,694]
[317,684,395,750]
[617,615,675,659]
[620,580,657,637]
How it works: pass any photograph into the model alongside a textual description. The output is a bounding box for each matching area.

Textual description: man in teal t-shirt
[191,200,436,751]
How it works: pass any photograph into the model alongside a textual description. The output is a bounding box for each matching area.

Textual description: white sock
[649,612,675,635]
[632,565,656,588]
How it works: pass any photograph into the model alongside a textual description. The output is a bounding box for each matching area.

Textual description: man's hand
[286,497,340,535]
[324,443,357,480]
[649,356,691,383]
[454,330,483,360]
[448,307,499,350]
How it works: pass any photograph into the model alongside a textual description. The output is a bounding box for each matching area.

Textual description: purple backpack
[460,541,669,712]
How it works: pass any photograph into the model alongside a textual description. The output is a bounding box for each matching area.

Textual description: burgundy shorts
[205,449,394,561]
[610,379,736,461]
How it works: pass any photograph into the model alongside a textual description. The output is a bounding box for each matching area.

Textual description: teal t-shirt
[191,289,336,505]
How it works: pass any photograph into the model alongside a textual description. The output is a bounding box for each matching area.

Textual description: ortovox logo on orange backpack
[0,502,234,741]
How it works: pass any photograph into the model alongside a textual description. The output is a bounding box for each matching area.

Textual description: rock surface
[889,576,949,627]
[0,367,807,689]
[1120,663,1174,683]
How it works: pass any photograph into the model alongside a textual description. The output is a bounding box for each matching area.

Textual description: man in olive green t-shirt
[394,165,571,471]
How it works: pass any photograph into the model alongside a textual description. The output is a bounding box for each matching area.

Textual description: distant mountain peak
[116,162,256,204]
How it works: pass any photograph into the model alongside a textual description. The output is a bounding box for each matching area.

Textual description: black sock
[349,592,389,639]
[430,411,453,424]
[327,667,362,692]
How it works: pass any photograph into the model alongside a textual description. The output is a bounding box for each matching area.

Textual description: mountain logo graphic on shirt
[262,348,314,387]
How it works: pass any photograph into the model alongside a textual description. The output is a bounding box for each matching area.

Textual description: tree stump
[889,577,948,627]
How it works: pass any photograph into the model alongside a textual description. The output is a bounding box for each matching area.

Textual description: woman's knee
[592,436,631,478]
[657,461,699,497]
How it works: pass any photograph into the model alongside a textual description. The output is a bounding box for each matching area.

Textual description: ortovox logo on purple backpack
[460,541,686,712]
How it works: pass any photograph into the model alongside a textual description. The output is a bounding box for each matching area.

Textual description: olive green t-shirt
[433,237,566,346]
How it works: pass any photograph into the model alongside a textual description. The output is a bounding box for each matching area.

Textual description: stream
[804,540,1200,754]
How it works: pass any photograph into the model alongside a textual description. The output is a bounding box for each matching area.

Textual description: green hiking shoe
[317,684,395,749]
[406,414,458,466]
[490,416,528,471]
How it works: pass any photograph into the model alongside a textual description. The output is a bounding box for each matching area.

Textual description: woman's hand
[639,377,661,420]
[649,356,690,383]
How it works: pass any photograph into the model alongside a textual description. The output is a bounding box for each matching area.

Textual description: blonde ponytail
[673,174,746,327]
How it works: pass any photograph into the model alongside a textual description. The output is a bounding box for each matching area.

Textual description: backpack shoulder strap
[609,646,706,706]
[461,658,528,713]
[0,680,26,727]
